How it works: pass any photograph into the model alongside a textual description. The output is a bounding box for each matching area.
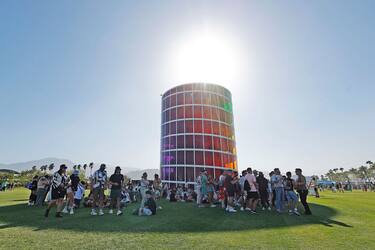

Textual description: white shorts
[142,208,152,216]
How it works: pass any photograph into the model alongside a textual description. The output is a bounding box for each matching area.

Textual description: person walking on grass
[63,169,80,215]
[109,166,124,216]
[91,164,108,216]
[295,168,312,215]
[44,165,68,218]
[35,175,49,206]
[245,168,259,214]
[271,168,284,213]
[284,172,300,216]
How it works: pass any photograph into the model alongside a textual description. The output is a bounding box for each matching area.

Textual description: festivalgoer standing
[28,175,38,206]
[91,164,108,216]
[44,165,68,218]
[295,168,312,215]
[308,177,320,198]
[245,168,259,214]
[224,170,237,213]
[140,172,149,208]
[284,172,300,216]
[109,166,124,216]
[257,172,271,211]
[271,168,284,213]
[200,169,208,207]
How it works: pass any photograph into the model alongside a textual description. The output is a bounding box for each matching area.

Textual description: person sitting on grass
[73,181,86,209]
[138,190,156,216]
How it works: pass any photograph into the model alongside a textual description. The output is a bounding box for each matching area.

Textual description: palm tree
[48,163,54,172]
[32,166,37,172]
[339,167,344,172]
[358,165,369,182]
[83,164,87,176]
[89,162,94,176]
[73,165,77,170]
[77,165,81,170]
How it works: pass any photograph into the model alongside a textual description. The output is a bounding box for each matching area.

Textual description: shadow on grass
[0,201,351,233]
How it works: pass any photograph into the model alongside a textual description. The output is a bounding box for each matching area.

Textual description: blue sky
[0,1,374,175]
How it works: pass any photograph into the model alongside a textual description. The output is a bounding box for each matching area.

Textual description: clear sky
[1,1,374,175]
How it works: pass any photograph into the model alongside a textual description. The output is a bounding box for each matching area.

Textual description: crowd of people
[190,167,312,215]
[26,163,317,218]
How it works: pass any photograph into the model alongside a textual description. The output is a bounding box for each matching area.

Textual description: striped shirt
[92,170,108,189]
[52,171,67,189]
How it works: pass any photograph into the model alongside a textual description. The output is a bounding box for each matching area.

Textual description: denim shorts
[285,190,298,201]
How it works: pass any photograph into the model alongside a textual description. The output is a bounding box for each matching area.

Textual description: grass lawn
[0,188,374,249]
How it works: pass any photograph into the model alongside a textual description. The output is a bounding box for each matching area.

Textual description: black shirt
[257,176,269,192]
[109,174,124,190]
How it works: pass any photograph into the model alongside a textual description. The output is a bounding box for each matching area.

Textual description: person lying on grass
[137,190,156,216]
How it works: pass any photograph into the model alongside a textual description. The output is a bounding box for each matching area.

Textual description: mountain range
[0,157,159,179]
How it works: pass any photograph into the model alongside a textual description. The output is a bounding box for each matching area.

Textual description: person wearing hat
[91,164,108,216]
[45,164,68,218]
[62,169,81,215]
[109,166,124,216]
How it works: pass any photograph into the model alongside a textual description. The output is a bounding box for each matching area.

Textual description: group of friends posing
[195,167,312,215]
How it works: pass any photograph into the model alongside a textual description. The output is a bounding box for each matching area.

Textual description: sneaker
[55,212,63,218]
[225,207,229,212]
[268,207,271,211]
[276,209,282,213]
[116,210,123,216]
[62,207,69,214]
[158,206,163,210]
[228,207,237,213]
[262,207,265,211]
[99,210,104,216]
[91,210,97,216]
[245,207,251,211]
[69,209,74,215]
[240,207,244,211]
[250,210,257,214]
[293,210,301,216]
[210,204,216,208]
[109,209,113,214]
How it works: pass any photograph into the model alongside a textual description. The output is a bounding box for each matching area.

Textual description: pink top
[245,173,257,192]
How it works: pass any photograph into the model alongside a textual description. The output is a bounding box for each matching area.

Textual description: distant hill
[125,169,160,180]
[0,169,20,174]
[0,158,146,177]
[0,157,75,172]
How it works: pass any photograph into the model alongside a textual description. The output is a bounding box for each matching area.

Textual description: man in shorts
[295,168,312,215]
[91,164,108,216]
[245,168,259,214]
[44,164,68,218]
[224,170,237,213]
[109,166,124,216]
[284,171,300,216]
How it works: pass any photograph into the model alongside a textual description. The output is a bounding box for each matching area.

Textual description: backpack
[244,180,250,191]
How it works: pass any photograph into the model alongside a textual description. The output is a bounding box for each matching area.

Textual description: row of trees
[325,161,375,183]
[32,162,95,176]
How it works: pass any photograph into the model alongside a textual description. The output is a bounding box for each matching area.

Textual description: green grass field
[0,188,374,249]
